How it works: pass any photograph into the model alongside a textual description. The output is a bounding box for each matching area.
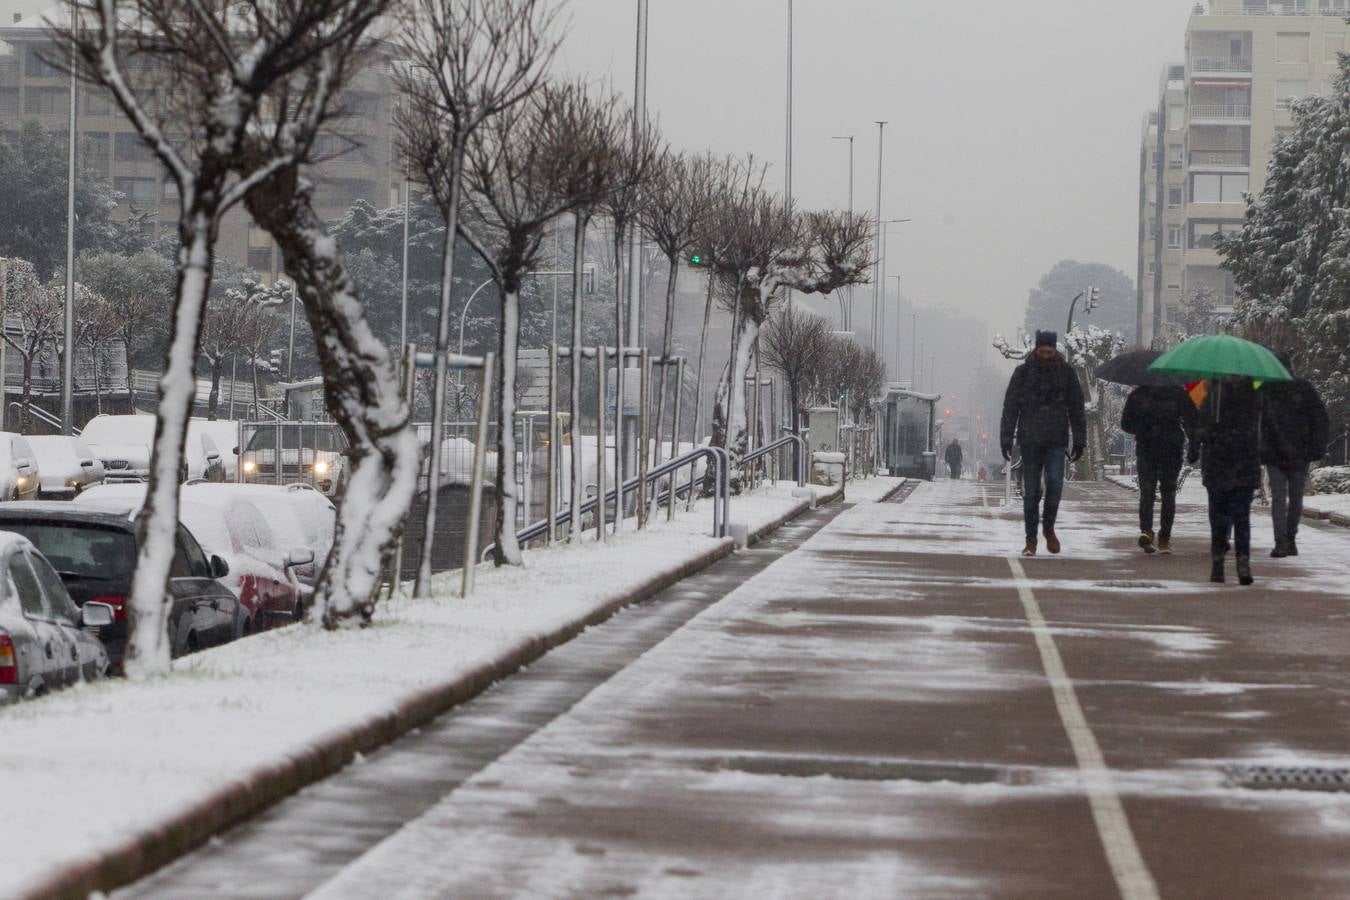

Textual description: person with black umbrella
[1260,352,1330,558]
[1122,384,1197,554]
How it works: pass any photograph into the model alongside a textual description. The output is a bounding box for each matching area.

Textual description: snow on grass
[0,480,830,896]
[1303,493,1350,517]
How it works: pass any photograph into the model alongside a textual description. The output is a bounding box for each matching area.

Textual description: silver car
[0,532,112,703]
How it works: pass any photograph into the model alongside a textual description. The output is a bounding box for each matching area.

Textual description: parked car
[0,532,112,703]
[80,414,224,483]
[0,433,40,501]
[78,484,309,631]
[187,418,241,481]
[240,422,349,497]
[185,483,334,587]
[0,503,240,669]
[26,435,106,499]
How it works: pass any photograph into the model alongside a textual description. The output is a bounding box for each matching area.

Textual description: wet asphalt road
[123,481,1350,899]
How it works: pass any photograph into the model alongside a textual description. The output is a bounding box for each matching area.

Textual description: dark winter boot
[1044,528,1061,555]
[1210,551,1225,584]
[1236,555,1253,586]
[1287,539,1299,557]
[1022,537,1037,557]
[1138,531,1156,554]
[1157,536,1172,555]
[1270,540,1288,558]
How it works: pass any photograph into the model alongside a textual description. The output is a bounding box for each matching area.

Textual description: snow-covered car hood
[86,441,150,471]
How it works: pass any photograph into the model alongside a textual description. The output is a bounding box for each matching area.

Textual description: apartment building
[1136,0,1350,346]
[0,5,402,284]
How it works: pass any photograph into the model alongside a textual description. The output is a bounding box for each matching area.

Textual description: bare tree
[639,151,712,472]
[398,0,559,593]
[760,302,832,438]
[58,0,394,671]
[199,293,281,420]
[455,83,598,565]
[78,249,173,409]
[0,260,60,431]
[74,283,119,414]
[704,193,872,479]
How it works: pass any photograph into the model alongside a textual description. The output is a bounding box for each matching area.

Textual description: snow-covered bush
[1309,466,1350,495]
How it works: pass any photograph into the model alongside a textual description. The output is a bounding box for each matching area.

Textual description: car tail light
[91,595,127,622]
[0,633,16,685]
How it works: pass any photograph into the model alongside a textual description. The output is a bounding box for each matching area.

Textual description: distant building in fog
[1136,0,1349,346]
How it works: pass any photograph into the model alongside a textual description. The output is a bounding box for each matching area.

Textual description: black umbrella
[1094,350,1187,387]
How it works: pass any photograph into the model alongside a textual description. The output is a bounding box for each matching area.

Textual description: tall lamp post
[870,121,887,352]
[890,274,902,376]
[61,0,78,434]
[831,134,854,329]
[876,217,910,364]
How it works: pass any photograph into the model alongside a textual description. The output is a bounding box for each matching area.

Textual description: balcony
[1204,1,1350,14]
[1190,104,1251,123]
[1189,148,1251,168]
[1191,56,1253,75]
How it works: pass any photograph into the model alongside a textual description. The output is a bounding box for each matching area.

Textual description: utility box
[804,407,840,455]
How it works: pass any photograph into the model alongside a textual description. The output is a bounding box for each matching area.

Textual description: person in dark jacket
[1121,384,1197,554]
[1000,331,1087,556]
[1198,377,1262,585]
[944,438,963,480]
[1260,352,1329,558]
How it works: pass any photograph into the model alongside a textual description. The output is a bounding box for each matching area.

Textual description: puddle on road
[707,754,1035,786]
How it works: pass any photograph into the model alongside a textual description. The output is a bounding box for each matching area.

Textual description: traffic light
[689,252,708,267]
[1087,285,1100,311]
[944,407,952,417]
[269,349,284,372]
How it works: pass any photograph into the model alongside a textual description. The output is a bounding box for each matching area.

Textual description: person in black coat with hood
[1260,352,1329,558]
[1198,377,1262,585]
[1000,330,1087,556]
[944,438,963,480]
[1121,384,1197,554]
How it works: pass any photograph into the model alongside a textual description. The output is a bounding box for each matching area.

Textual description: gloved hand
[1001,445,1012,461]
[1187,446,1200,465]
[1069,444,1085,463]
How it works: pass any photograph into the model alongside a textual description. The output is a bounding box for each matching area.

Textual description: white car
[80,415,224,483]
[0,433,40,501]
[26,435,105,499]
[182,483,334,587]
[187,418,242,482]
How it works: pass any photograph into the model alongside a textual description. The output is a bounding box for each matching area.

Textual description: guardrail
[486,445,730,559]
[7,401,68,434]
[740,433,807,487]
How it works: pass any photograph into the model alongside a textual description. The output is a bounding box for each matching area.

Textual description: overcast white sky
[555,0,1196,337]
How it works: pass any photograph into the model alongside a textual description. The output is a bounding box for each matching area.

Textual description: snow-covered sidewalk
[1,477,896,899]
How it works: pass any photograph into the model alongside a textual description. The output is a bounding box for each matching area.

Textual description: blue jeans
[1207,487,1255,557]
[1021,445,1066,539]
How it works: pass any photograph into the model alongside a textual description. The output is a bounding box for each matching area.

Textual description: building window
[83,88,111,116]
[114,176,158,207]
[1147,260,1156,275]
[1168,187,1184,208]
[83,133,110,175]
[1167,145,1185,169]
[1189,221,1244,250]
[162,178,179,202]
[1167,226,1182,249]
[23,87,68,116]
[114,132,156,163]
[25,46,60,78]
[1277,32,1310,63]
[1167,105,1185,131]
[1191,172,1247,204]
[1276,79,1310,111]
[0,87,17,116]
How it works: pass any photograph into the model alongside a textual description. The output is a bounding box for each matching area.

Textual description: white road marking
[1007,556,1161,900]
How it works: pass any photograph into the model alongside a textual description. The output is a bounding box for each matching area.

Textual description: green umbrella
[1148,334,1292,382]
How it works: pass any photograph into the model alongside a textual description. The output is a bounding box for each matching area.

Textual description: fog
[555,0,1194,342]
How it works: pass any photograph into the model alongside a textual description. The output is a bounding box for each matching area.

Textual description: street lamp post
[876,217,910,363]
[871,121,887,351]
[890,275,902,375]
[61,0,77,434]
[831,134,854,329]
[400,179,410,350]
[286,279,297,381]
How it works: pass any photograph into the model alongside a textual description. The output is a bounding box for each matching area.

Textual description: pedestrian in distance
[1197,376,1262,585]
[1000,330,1087,557]
[944,438,963,480]
[1121,384,1197,555]
[1260,351,1330,558]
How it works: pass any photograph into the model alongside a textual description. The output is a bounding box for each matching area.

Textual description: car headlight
[313,460,329,476]
[243,460,256,474]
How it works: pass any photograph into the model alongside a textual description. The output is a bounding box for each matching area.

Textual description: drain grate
[1093,581,1167,590]
[883,482,922,504]
[1226,765,1350,792]
[714,755,1027,785]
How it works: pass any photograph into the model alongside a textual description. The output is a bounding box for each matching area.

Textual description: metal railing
[1191,56,1252,73]
[1190,104,1251,119]
[1190,148,1251,167]
[490,445,730,558]
[1205,1,1348,15]
[8,402,68,434]
[741,434,808,487]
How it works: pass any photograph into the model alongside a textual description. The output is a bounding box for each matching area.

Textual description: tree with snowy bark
[1219,52,1350,435]
[77,249,173,409]
[397,0,560,586]
[701,185,873,481]
[0,259,62,431]
[198,286,282,421]
[58,0,396,669]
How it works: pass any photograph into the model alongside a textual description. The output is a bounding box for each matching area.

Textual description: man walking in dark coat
[1199,378,1262,585]
[1261,352,1330,558]
[944,438,963,480]
[1000,331,1087,556]
[1121,384,1197,554]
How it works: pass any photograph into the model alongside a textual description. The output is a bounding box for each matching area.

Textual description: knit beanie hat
[1034,330,1057,349]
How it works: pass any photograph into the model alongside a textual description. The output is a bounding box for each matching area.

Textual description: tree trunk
[245,169,421,626]
[690,270,714,449]
[124,340,135,411]
[711,315,759,488]
[569,213,590,543]
[653,255,678,469]
[126,214,215,678]
[20,353,32,434]
[492,287,523,566]
[414,139,467,599]
[206,354,222,420]
[610,219,626,514]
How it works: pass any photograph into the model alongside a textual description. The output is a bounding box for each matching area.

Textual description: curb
[1304,505,1350,527]
[22,501,830,900]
